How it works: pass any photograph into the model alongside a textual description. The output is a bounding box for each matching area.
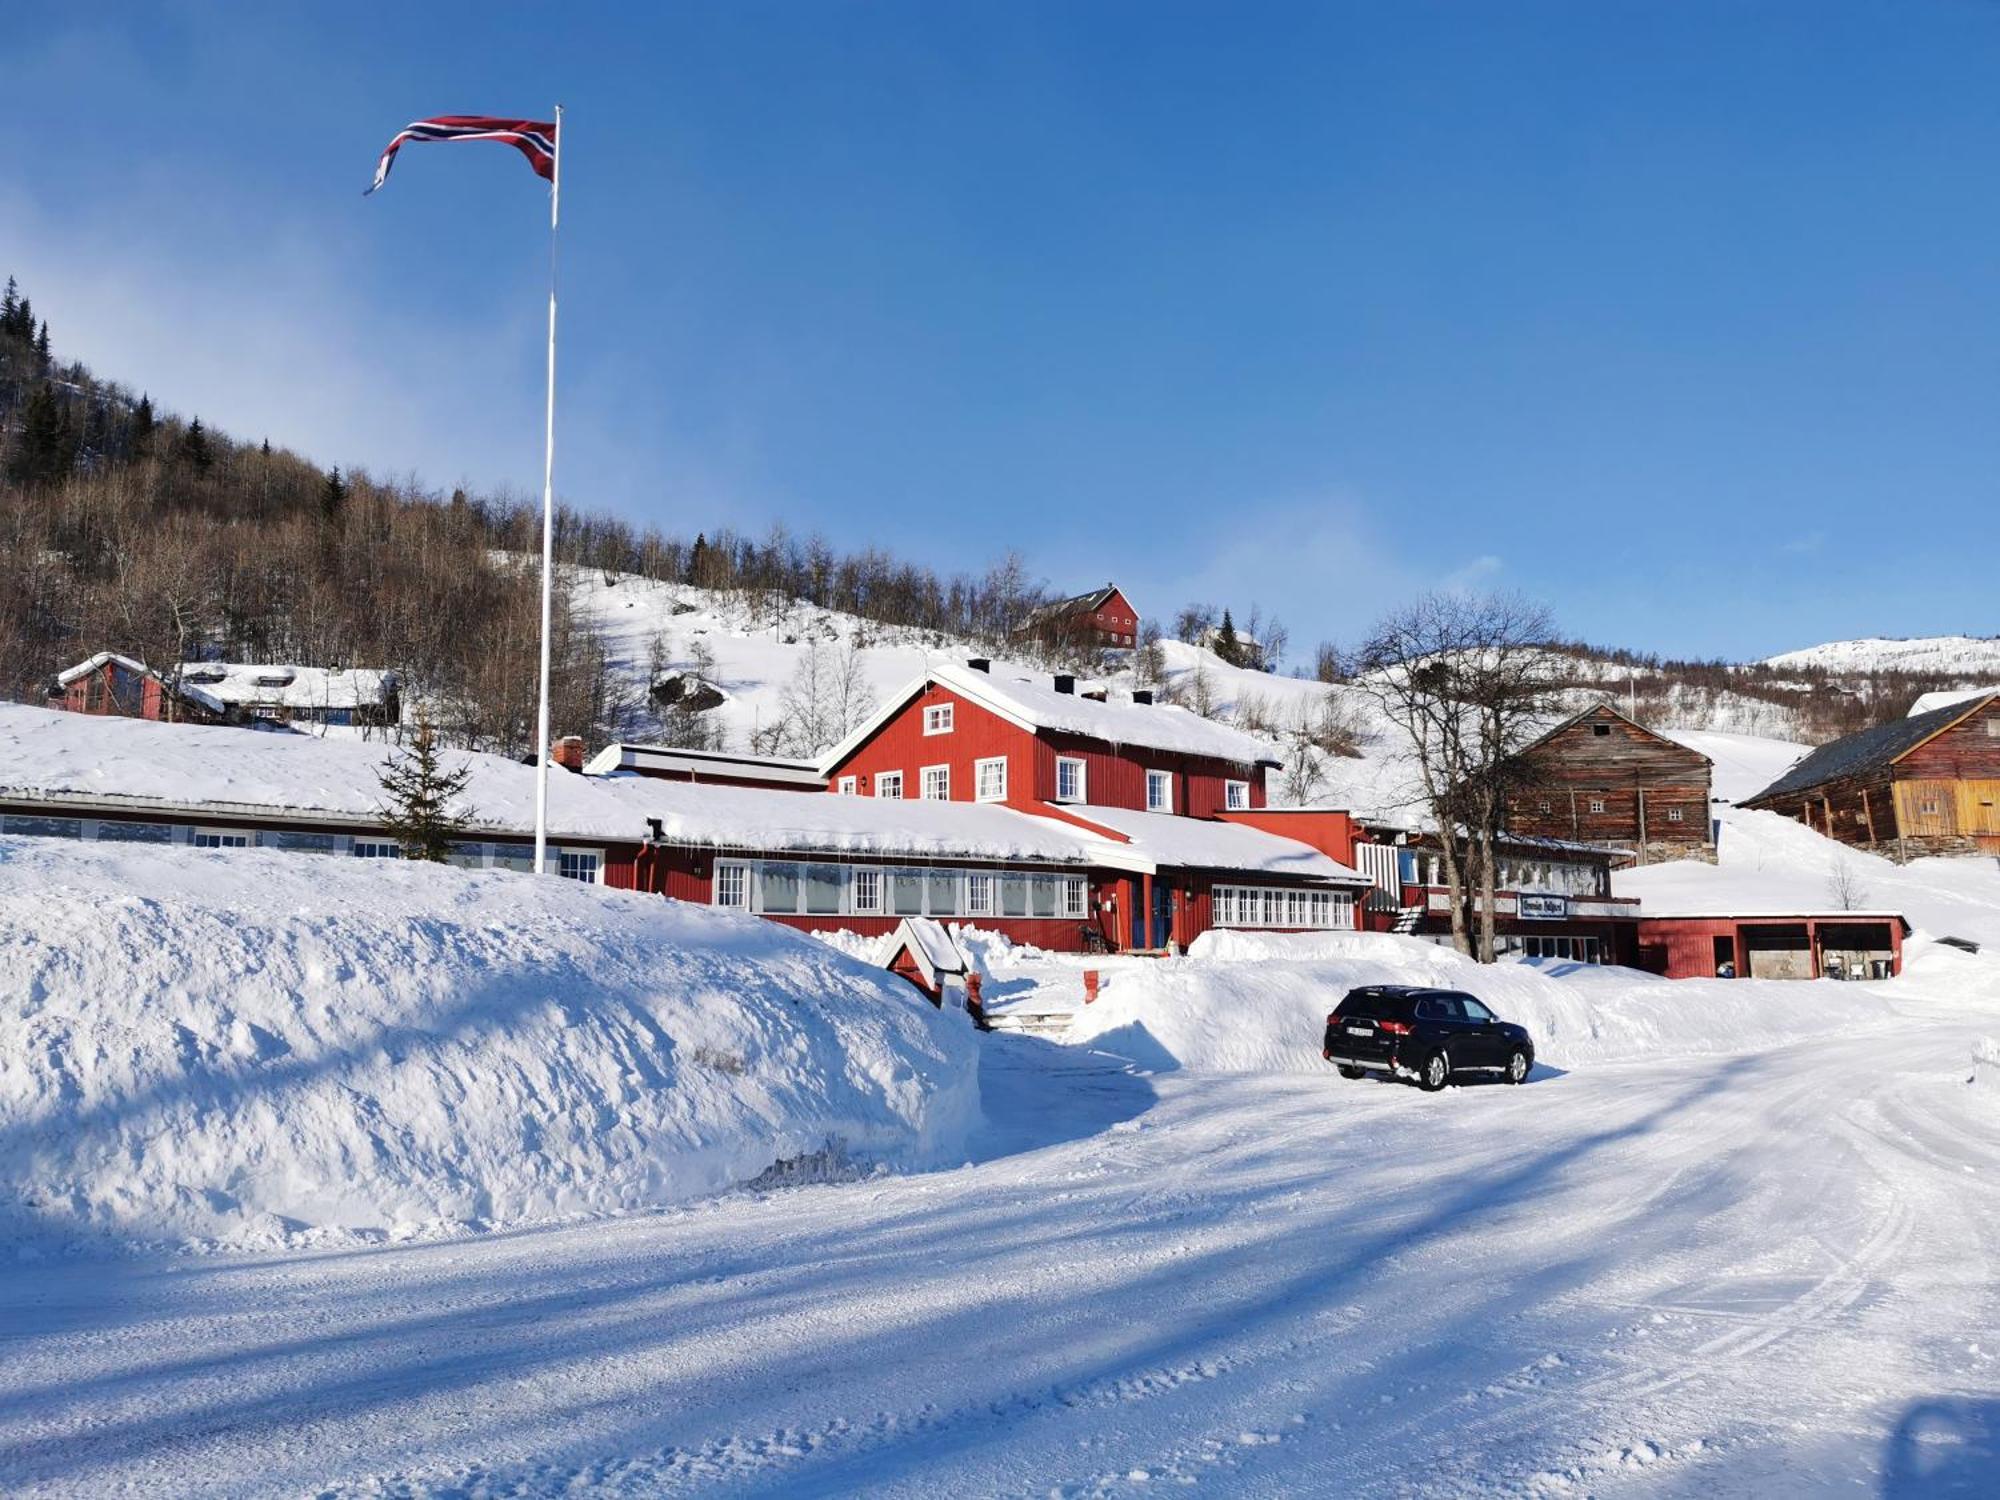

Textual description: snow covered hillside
[1765,634,2000,675]
[0,837,979,1250]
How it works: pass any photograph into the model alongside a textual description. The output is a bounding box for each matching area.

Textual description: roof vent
[966,657,991,673]
[1053,673,1075,695]
[1132,689,1154,706]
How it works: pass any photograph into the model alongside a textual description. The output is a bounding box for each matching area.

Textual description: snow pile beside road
[1068,929,1892,1074]
[0,838,980,1250]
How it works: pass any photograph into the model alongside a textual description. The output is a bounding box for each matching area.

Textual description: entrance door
[1154,883,1172,949]
[1712,935,1736,977]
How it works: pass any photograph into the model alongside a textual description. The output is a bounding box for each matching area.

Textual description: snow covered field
[3,983,1997,1496]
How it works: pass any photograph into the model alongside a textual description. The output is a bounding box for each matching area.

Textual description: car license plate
[1346,1025,1373,1036]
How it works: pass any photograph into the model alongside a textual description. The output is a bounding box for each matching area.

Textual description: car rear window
[1335,990,1408,1020]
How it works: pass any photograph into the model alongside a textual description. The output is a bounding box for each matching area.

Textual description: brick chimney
[551,735,587,773]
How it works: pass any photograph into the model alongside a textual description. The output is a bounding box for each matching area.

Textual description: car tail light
[1379,1019,1413,1036]
[1326,1012,1339,1025]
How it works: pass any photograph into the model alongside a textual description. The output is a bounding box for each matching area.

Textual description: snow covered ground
[0,838,979,1251]
[3,975,1997,1497]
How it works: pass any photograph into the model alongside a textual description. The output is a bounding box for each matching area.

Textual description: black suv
[1322,985,1535,1091]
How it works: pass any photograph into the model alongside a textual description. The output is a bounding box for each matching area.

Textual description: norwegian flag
[367,116,557,195]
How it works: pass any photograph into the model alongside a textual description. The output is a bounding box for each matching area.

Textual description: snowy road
[4,1007,1998,1498]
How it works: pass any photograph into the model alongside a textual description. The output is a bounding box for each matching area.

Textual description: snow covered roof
[821,662,1282,773]
[0,701,632,841]
[1063,805,1370,884]
[54,651,153,688]
[1907,687,1997,718]
[1746,694,2000,804]
[619,778,1116,864]
[584,742,825,789]
[174,662,398,711]
[883,917,970,990]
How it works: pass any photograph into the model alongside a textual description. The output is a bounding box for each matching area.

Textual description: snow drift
[0,837,980,1250]
[1067,930,1896,1075]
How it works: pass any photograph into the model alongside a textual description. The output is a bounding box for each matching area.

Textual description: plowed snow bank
[1068,930,1896,1073]
[0,838,979,1250]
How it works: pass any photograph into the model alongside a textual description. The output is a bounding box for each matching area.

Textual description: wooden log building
[1740,692,2000,860]
[1503,702,1714,863]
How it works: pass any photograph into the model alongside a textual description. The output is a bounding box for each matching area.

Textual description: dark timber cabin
[1740,693,2000,860]
[1502,702,1714,864]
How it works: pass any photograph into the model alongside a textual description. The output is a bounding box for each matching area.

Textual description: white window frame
[1214,884,1352,931]
[1146,769,1173,813]
[921,764,950,801]
[1063,876,1088,919]
[922,702,955,736]
[851,866,883,913]
[351,839,404,860]
[876,771,903,800]
[557,849,601,884]
[966,872,994,917]
[975,756,1008,802]
[190,828,253,849]
[1055,756,1088,804]
[1588,797,1606,814]
[715,860,749,909]
[836,775,858,796]
[1224,779,1250,811]
[1666,807,1684,823]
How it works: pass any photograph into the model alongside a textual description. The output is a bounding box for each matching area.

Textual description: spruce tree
[1,277,17,335]
[1215,609,1242,667]
[375,715,473,861]
[130,394,155,452]
[12,295,30,341]
[320,465,347,522]
[7,384,67,488]
[34,319,50,367]
[688,532,708,586]
[181,417,212,475]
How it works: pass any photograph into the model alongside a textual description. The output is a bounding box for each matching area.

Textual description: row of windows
[715,858,1089,920]
[1400,850,1611,899]
[0,814,602,881]
[1212,885,1354,930]
[1534,795,1688,822]
[832,755,1249,813]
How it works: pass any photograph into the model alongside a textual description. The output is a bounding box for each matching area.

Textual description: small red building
[1013,584,1141,650]
[48,652,226,724]
[1635,912,1908,980]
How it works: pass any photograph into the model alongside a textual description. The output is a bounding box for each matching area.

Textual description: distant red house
[1013,584,1141,650]
[584,742,826,791]
[47,653,226,724]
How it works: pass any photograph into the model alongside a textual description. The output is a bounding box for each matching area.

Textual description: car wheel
[1337,1065,1364,1080]
[1417,1050,1450,1092]
[1505,1048,1532,1085]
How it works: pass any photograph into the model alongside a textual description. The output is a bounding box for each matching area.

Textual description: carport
[1636,912,1909,979]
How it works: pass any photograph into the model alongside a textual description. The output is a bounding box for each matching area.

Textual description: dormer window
[1224,780,1249,811]
[1147,769,1173,813]
[923,703,954,735]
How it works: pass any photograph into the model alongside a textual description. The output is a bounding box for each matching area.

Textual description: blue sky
[5,2,1998,662]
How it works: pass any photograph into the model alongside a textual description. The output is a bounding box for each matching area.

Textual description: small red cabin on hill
[1013,584,1141,650]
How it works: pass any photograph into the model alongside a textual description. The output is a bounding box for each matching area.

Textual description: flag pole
[533,104,563,875]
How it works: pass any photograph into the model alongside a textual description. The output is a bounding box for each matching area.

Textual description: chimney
[551,735,586,773]
[1053,673,1075,695]
[1132,689,1154,706]
[966,657,991,673]
[645,817,664,843]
